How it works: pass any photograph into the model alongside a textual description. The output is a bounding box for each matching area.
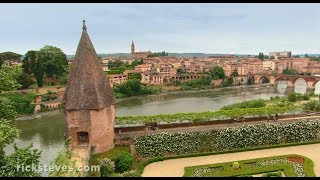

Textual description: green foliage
[0,92,37,115]
[106,69,124,74]
[116,105,298,125]
[309,56,320,62]
[184,155,314,177]
[304,100,320,112]
[22,50,38,75]
[221,99,266,110]
[41,90,58,102]
[113,79,159,98]
[209,66,225,80]
[128,72,142,80]
[35,45,68,87]
[177,67,185,74]
[17,72,34,89]
[0,97,17,124]
[0,64,22,92]
[147,51,168,58]
[261,171,282,177]
[247,76,254,85]
[231,69,239,77]
[114,152,134,173]
[99,158,115,177]
[282,67,297,75]
[89,145,131,177]
[3,144,42,177]
[49,147,83,177]
[232,162,240,170]
[288,93,297,102]
[258,52,264,60]
[0,96,41,177]
[222,77,233,87]
[0,51,22,66]
[134,120,320,157]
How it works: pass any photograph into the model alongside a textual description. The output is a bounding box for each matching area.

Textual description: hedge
[134,120,320,157]
[116,105,299,125]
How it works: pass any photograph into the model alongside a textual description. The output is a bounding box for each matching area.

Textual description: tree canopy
[0,52,22,66]
[34,45,68,87]
[0,97,41,177]
[209,66,226,80]
[0,64,22,93]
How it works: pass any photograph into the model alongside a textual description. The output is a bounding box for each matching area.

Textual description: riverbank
[16,109,63,121]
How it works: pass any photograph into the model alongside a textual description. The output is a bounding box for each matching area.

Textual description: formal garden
[183,154,315,177]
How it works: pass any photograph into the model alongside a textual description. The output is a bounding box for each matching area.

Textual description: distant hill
[66,53,320,59]
[67,53,251,58]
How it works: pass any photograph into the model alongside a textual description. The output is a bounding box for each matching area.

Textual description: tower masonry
[63,20,116,154]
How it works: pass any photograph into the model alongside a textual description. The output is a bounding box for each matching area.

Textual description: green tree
[0,51,22,66]
[231,69,239,77]
[0,97,41,177]
[176,67,185,74]
[258,52,264,60]
[22,50,38,75]
[34,45,67,87]
[17,72,34,89]
[0,64,22,93]
[282,67,297,75]
[222,77,234,87]
[305,53,309,58]
[209,66,225,80]
[269,56,275,60]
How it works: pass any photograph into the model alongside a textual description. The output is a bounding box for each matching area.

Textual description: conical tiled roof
[63,20,116,110]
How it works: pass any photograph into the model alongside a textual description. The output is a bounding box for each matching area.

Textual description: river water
[4,79,320,176]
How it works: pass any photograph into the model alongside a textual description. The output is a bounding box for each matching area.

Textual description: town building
[130,41,151,59]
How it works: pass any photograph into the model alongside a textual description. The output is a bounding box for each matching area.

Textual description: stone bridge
[252,74,320,90]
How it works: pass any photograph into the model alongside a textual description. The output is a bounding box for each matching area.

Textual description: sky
[1,3,320,55]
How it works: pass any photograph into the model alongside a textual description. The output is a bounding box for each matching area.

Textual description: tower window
[77,131,89,145]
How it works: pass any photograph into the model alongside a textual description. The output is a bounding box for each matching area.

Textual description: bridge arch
[274,77,288,85]
[259,76,270,84]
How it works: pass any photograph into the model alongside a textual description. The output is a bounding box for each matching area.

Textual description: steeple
[82,20,87,30]
[131,40,135,54]
[63,20,116,110]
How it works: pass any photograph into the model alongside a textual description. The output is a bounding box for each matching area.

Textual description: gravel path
[142,143,320,177]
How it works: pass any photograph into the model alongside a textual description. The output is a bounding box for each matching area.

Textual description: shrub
[232,162,240,170]
[304,100,320,112]
[302,94,310,101]
[0,92,37,115]
[114,152,134,173]
[288,93,297,102]
[99,158,115,177]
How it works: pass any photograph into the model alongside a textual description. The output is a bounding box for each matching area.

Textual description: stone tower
[63,20,116,154]
[131,40,135,54]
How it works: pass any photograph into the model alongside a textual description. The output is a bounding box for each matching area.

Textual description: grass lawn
[88,145,131,176]
[183,154,315,177]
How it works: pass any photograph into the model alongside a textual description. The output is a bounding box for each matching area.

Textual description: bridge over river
[253,74,320,90]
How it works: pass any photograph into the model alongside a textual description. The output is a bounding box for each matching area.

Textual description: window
[77,131,89,145]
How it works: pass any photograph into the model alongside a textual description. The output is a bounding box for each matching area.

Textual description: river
[4,79,320,176]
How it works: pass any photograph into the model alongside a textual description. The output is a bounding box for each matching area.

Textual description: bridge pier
[286,81,294,88]
[306,81,315,91]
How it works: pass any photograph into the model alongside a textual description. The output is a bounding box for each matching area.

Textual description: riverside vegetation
[115,92,318,125]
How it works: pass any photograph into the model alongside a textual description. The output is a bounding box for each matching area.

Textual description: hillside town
[66,42,320,88]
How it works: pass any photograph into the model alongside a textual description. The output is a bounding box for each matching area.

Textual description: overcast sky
[1,3,320,55]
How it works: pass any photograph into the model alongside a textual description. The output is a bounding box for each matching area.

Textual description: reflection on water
[5,83,320,176]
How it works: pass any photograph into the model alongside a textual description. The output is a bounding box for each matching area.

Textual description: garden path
[142,143,320,177]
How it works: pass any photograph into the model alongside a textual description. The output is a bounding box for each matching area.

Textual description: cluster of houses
[101,53,320,87]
